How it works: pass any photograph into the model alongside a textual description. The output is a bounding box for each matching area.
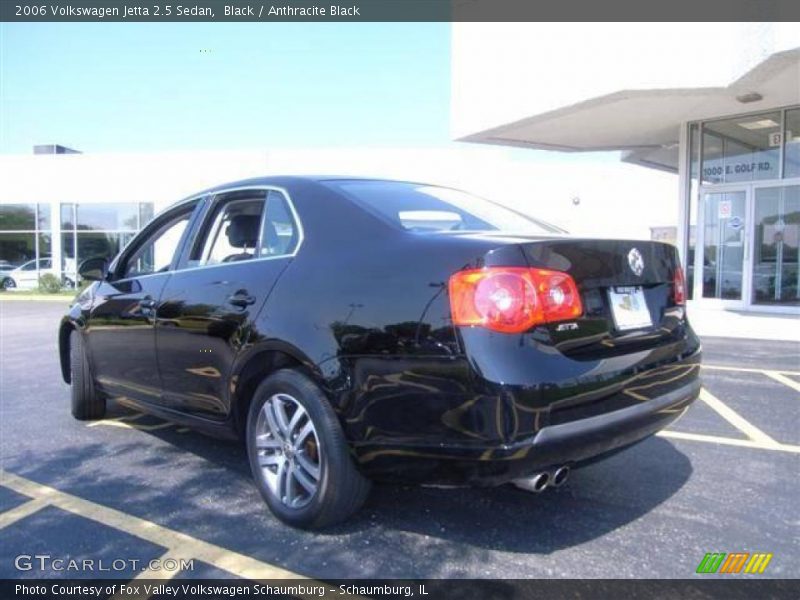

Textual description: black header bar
[2,0,800,22]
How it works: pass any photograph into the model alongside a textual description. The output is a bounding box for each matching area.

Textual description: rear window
[326,180,564,234]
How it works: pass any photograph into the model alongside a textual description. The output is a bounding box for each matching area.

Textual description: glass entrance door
[699,190,747,302]
[752,185,799,307]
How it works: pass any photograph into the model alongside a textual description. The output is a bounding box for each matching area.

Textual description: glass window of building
[0,204,52,288]
[0,233,36,267]
[60,202,154,283]
[785,108,800,179]
[140,203,154,226]
[61,204,75,229]
[752,185,799,306]
[75,203,139,231]
[0,204,37,231]
[700,190,747,300]
[687,106,800,309]
[701,111,782,184]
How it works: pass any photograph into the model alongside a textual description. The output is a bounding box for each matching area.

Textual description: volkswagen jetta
[59,177,701,528]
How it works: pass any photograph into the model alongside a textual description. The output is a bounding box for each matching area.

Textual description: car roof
[196,175,433,197]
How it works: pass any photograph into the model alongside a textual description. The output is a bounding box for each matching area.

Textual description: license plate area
[608,286,652,331]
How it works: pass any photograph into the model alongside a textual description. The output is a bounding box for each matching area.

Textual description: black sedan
[59,177,701,528]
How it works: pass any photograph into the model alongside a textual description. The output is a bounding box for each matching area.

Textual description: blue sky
[0,23,452,153]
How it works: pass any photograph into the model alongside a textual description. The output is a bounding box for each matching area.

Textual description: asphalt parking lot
[0,300,798,581]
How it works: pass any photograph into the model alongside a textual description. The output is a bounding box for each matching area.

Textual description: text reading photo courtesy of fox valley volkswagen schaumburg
[14,583,422,597]
[27,4,362,19]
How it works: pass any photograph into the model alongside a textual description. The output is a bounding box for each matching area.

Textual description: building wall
[0,150,273,284]
[0,145,680,285]
[0,145,677,240]
[451,23,800,140]
[0,150,272,209]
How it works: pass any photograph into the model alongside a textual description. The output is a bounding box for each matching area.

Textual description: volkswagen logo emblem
[628,248,644,277]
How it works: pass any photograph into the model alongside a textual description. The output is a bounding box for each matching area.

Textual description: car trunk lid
[517,238,685,355]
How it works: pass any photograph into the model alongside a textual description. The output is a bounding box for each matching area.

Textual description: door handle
[228,291,256,308]
[140,297,157,309]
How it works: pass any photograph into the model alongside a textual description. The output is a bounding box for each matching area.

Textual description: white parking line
[0,470,305,580]
[0,497,50,529]
[657,430,800,453]
[704,364,800,396]
[698,388,781,447]
[763,370,800,394]
[703,364,800,377]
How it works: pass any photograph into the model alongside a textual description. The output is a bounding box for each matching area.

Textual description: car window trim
[173,185,304,274]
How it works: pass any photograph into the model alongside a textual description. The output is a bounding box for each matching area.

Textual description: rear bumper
[354,377,700,485]
[515,378,699,468]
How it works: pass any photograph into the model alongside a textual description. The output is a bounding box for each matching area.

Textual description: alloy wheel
[254,393,321,509]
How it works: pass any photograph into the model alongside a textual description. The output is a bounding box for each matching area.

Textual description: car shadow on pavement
[2,399,693,576]
[339,436,693,553]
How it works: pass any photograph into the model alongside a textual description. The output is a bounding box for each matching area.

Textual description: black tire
[246,368,370,529]
[69,330,106,420]
[2,277,15,290]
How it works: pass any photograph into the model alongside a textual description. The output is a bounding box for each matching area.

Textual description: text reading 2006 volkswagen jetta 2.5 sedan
[59,177,701,528]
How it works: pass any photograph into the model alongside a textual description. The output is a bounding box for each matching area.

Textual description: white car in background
[1,258,56,290]
[0,262,15,288]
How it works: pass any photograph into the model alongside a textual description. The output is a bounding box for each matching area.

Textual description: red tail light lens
[449,267,583,333]
[673,265,687,305]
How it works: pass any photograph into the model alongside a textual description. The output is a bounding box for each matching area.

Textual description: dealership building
[452,22,800,313]
[1,23,798,322]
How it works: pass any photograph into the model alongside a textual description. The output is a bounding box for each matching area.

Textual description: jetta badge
[628,248,644,277]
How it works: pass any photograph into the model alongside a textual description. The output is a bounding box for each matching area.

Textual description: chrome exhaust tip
[551,466,570,488]
[513,472,550,493]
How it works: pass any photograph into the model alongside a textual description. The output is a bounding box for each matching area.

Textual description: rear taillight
[673,265,687,305]
[448,267,582,333]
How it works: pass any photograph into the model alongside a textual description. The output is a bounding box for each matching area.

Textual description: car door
[156,187,301,419]
[86,199,203,402]
[14,259,43,289]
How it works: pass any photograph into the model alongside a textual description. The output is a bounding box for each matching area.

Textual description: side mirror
[78,257,109,282]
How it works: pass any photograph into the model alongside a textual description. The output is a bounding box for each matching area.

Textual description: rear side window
[326,180,563,234]
[193,193,266,266]
[260,191,299,257]
[188,189,300,267]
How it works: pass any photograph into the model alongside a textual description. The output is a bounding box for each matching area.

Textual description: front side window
[122,209,193,278]
[325,180,564,234]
